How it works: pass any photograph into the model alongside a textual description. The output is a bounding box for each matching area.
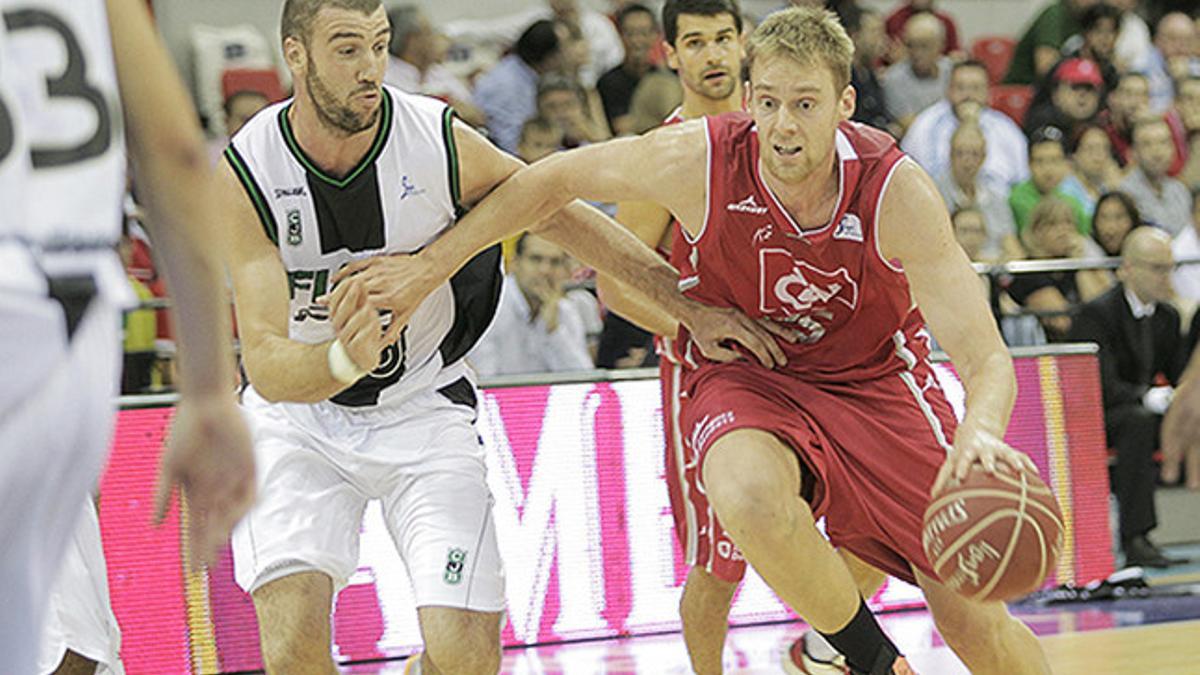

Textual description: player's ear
[840,83,857,121]
[664,41,679,71]
[283,36,307,75]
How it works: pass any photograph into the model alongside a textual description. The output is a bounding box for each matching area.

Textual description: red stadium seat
[220,67,286,103]
[989,84,1034,127]
[972,35,1017,85]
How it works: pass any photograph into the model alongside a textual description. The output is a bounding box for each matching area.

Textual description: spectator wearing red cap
[1024,58,1105,138]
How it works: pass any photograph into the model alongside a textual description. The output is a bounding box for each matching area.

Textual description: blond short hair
[745,6,854,92]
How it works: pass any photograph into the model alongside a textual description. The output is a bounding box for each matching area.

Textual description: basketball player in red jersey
[596,2,884,673]
[332,7,1050,674]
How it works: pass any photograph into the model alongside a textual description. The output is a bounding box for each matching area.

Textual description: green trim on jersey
[441,106,463,217]
[224,145,279,245]
[278,89,394,189]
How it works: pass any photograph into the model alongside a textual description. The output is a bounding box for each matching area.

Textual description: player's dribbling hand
[681,303,796,369]
[155,393,255,567]
[932,424,1039,498]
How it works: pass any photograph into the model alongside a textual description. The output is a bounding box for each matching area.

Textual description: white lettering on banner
[614,381,686,627]
[479,386,606,642]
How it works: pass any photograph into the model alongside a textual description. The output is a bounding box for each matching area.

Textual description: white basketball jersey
[226,86,502,409]
[0,14,30,236]
[0,0,124,249]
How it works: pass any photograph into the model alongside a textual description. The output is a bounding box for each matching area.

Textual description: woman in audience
[1091,190,1143,256]
[1008,196,1115,340]
[1065,123,1125,212]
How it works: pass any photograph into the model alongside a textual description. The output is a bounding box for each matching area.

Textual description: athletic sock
[816,599,901,675]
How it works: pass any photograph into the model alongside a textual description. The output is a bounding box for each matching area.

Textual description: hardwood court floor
[349,544,1200,674]
[350,611,1200,674]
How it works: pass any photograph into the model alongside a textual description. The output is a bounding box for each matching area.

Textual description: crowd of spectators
[122,0,1200,499]
[98,0,1200,579]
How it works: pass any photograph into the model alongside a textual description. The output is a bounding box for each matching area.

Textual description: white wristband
[327,339,368,384]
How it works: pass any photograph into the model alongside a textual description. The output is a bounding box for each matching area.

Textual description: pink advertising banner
[100,352,1111,673]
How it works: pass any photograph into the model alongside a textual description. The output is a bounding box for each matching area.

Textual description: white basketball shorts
[232,380,505,612]
[38,498,124,674]
[0,251,122,675]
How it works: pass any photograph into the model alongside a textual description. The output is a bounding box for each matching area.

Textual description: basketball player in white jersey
[0,1,255,673]
[219,2,784,673]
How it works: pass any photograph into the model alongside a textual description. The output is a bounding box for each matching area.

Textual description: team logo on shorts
[286,209,302,246]
[444,547,468,585]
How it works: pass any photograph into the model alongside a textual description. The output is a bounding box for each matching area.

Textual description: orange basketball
[921,464,1065,602]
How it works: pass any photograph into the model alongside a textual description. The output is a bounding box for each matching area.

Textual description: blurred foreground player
[218,1,782,672]
[337,8,1054,674]
[0,0,255,673]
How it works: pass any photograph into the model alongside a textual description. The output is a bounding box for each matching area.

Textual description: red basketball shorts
[661,359,748,583]
[674,359,959,586]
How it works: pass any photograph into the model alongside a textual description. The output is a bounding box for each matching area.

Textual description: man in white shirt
[1173,189,1200,302]
[880,12,951,131]
[471,233,594,376]
[1119,117,1194,236]
[903,60,1031,193]
[385,5,486,127]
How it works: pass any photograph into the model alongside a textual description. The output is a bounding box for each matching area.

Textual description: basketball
[922,464,1065,602]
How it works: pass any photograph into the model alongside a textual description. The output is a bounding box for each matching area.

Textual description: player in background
[0,0,255,673]
[331,8,1053,675]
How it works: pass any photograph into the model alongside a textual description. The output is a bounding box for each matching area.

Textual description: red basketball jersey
[672,113,931,382]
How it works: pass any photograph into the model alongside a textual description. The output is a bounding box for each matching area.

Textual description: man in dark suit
[1069,227,1189,568]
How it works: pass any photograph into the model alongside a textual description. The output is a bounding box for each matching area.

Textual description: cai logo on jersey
[758,249,858,342]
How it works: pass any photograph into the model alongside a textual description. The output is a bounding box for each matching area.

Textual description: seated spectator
[883,0,960,57]
[517,116,564,163]
[1004,0,1092,85]
[473,20,564,155]
[1176,75,1200,190]
[1099,72,1188,177]
[951,207,993,263]
[626,69,683,134]
[844,4,897,135]
[1173,188,1200,303]
[208,89,270,165]
[470,233,595,376]
[537,74,610,148]
[1092,190,1143,257]
[1138,12,1200,114]
[903,60,1030,192]
[446,0,623,88]
[224,90,269,137]
[1023,58,1104,140]
[881,12,952,132]
[386,5,486,128]
[1010,196,1113,340]
[1068,227,1189,567]
[1056,3,1121,94]
[1010,126,1093,237]
[1112,0,1152,73]
[1119,117,1194,235]
[1065,124,1123,210]
[598,3,659,135]
[558,21,613,142]
[934,121,1022,260]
